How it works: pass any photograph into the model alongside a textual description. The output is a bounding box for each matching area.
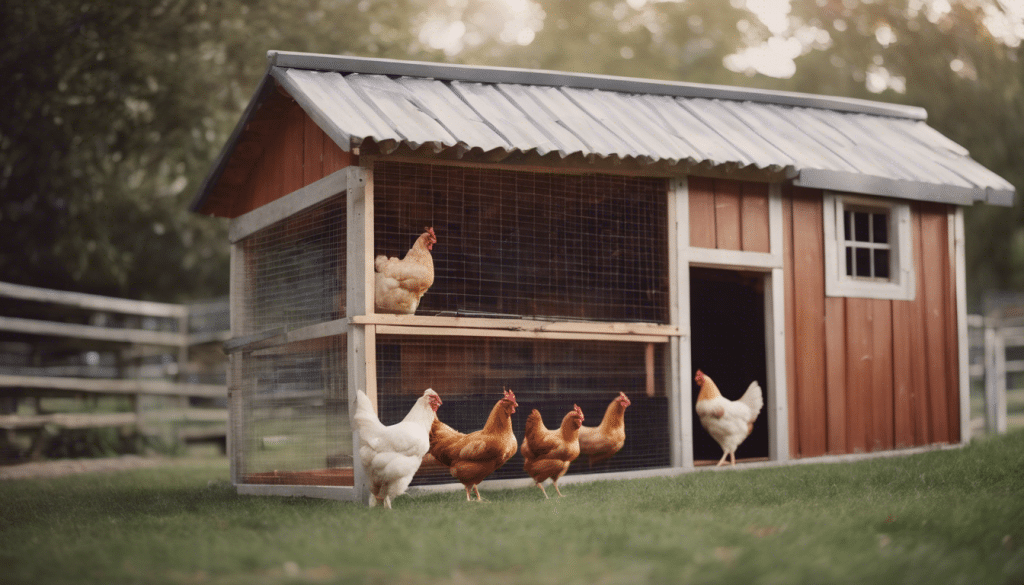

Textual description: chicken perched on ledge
[694,370,763,467]
[578,392,631,467]
[374,227,437,315]
[521,405,585,498]
[353,388,442,509]
[427,389,519,502]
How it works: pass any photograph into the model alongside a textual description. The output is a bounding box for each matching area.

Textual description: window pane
[854,212,870,242]
[855,247,871,277]
[844,210,852,241]
[873,213,889,244]
[845,247,853,276]
[874,249,890,279]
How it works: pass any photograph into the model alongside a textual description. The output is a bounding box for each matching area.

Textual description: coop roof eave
[189,51,1016,215]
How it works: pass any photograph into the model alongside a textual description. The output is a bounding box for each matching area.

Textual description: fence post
[984,316,1008,435]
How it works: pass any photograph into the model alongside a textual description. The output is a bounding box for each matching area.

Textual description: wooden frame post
[766,183,790,462]
[669,177,692,469]
[228,242,247,485]
[984,315,1008,435]
[952,207,971,443]
[346,164,374,505]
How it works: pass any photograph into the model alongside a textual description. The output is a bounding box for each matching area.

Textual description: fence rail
[0,281,229,461]
[1,280,1018,461]
[967,313,1024,437]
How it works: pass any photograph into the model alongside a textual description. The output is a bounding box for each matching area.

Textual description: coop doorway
[689,267,770,465]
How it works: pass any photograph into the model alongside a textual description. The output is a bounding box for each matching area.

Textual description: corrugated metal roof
[192,51,1016,211]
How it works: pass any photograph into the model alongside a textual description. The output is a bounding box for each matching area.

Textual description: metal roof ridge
[267,50,928,121]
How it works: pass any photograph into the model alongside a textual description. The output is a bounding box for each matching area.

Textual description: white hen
[694,370,763,467]
[353,388,442,508]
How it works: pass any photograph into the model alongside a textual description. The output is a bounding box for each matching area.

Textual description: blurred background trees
[1,0,1021,306]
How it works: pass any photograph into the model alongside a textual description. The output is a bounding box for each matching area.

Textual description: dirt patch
[0,455,168,480]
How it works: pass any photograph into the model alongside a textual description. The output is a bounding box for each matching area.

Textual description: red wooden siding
[788,187,828,457]
[689,177,770,252]
[782,185,799,454]
[782,190,960,457]
[221,99,352,218]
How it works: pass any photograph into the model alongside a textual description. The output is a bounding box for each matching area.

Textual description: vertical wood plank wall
[232,102,353,217]
[690,180,961,457]
[688,177,771,252]
[781,188,960,457]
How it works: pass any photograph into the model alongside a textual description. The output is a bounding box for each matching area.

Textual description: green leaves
[3,0,1020,303]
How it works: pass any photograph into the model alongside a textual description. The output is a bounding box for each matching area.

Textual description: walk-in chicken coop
[192,51,1014,502]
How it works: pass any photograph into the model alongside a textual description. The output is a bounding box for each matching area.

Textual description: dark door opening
[689,267,770,464]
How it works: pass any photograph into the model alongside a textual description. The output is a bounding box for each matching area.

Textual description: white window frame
[823,191,915,301]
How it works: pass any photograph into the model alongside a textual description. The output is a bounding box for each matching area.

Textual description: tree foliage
[0,0,440,301]
[781,0,1024,305]
[2,0,1021,306]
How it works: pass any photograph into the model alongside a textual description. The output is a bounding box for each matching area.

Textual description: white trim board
[228,166,358,243]
[236,483,358,501]
[669,177,691,469]
[953,207,970,444]
[822,191,916,301]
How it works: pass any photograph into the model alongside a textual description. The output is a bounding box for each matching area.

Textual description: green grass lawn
[2,431,1023,585]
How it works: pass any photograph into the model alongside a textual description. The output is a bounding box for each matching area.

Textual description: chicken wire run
[234,192,351,486]
[373,161,670,323]
[230,162,679,494]
[374,335,671,486]
[237,335,351,486]
[241,193,346,334]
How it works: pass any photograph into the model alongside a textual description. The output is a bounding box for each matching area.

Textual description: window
[823,192,915,300]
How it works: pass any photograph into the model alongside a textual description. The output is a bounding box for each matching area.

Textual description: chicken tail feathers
[739,381,764,421]
[353,390,384,435]
[524,409,545,437]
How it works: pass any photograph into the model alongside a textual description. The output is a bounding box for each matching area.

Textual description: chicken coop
[191,51,1015,502]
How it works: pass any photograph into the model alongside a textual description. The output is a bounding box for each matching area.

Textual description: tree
[779,0,1024,306]
[0,0,441,301]
[451,0,768,85]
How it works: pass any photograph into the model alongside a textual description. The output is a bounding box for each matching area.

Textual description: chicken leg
[535,480,567,498]
[715,450,737,467]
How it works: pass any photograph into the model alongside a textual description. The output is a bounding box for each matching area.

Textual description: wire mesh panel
[374,334,670,486]
[237,335,351,486]
[374,162,670,323]
[240,193,346,335]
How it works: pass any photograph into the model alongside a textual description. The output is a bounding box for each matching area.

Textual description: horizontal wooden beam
[0,281,187,319]
[142,409,229,423]
[235,484,358,501]
[686,247,783,271]
[0,316,186,346]
[0,412,139,430]
[224,319,352,354]
[229,167,356,243]
[0,374,225,399]
[375,324,669,343]
[351,314,679,338]
[226,316,674,354]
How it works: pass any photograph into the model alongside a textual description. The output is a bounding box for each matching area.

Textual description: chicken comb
[573,404,584,419]
[425,226,436,239]
[618,392,631,406]
[502,388,517,404]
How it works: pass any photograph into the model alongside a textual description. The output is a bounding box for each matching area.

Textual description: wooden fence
[968,313,1024,437]
[1,279,1018,462]
[0,282,229,460]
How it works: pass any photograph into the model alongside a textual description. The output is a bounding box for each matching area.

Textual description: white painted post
[346,165,373,505]
[668,177,692,469]
[227,242,247,485]
[952,208,971,444]
[985,316,1008,435]
[766,183,789,462]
